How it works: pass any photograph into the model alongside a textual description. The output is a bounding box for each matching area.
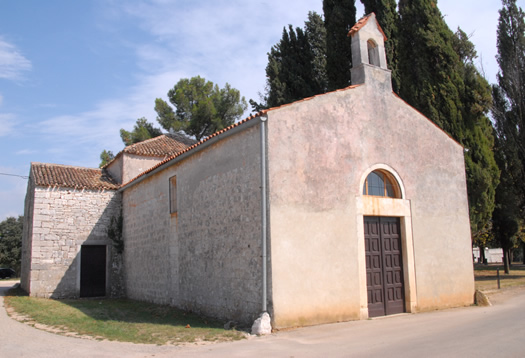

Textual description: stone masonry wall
[27,186,122,298]
[123,124,263,325]
[20,179,35,293]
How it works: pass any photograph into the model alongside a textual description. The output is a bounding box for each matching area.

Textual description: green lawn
[4,287,246,345]
[474,263,525,291]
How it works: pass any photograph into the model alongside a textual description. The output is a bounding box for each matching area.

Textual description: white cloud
[0,113,15,137]
[0,93,3,106]
[0,37,32,81]
[0,165,29,220]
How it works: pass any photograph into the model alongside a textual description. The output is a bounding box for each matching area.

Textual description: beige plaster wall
[122,124,264,324]
[266,79,473,328]
[122,154,165,184]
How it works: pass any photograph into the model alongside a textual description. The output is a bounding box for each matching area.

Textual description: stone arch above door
[359,164,406,200]
[355,164,417,319]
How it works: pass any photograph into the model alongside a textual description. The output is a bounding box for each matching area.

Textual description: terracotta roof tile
[31,162,119,190]
[122,133,196,157]
[348,13,387,41]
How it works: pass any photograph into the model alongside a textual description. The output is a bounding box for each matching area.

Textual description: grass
[474,263,525,291]
[4,286,246,345]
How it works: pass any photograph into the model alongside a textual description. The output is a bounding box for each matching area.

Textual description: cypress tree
[260,12,327,109]
[323,0,356,91]
[397,0,464,135]
[491,0,525,271]
[360,0,400,92]
[452,29,499,239]
[398,0,499,242]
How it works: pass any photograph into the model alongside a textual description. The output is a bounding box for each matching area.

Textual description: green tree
[255,12,326,110]
[397,0,499,241]
[120,117,163,146]
[264,19,324,108]
[452,28,500,238]
[491,0,525,272]
[323,0,356,91]
[155,76,247,142]
[99,149,115,168]
[360,0,400,92]
[0,216,23,275]
[397,0,464,134]
[492,135,521,273]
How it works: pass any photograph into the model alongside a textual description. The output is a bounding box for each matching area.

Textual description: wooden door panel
[365,217,405,317]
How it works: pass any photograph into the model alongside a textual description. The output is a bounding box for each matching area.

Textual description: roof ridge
[347,12,387,41]
[31,162,101,171]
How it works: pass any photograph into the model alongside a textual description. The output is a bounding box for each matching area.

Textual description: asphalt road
[1,281,524,358]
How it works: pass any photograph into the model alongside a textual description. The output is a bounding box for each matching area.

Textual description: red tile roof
[31,162,119,190]
[348,13,387,41]
[121,133,196,157]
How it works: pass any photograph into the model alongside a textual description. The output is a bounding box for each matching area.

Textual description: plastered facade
[265,70,473,329]
[21,182,122,298]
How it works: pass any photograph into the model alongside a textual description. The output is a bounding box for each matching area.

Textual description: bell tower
[348,13,392,92]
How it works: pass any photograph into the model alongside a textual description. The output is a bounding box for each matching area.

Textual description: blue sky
[0,0,519,220]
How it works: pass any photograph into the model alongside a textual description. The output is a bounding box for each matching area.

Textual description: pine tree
[360,0,400,92]
[156,76,247,141]
[120,117,163,146]
[99,149,115,168]
[323,0,356,91]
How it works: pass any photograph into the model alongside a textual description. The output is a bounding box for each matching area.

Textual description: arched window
[362,170,400,198]
[367,39,380,67]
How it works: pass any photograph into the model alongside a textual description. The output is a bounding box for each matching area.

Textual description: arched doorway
[360,168,408,317]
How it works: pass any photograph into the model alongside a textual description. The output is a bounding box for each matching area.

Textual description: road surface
[1,281,523,357]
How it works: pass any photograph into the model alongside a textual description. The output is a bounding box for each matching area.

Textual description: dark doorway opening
[364,216,405,317]
[80,245,106,297]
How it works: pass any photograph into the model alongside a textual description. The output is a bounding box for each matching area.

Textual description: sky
[0,0,522,220]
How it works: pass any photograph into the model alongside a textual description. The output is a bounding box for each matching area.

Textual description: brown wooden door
[364,217,405,317]
[80,245,106,297]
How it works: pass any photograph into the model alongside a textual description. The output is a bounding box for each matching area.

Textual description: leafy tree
[155,76,247,142]
[99,149,115,168]
[120,117,163,146]
[323,0,356,91]
[491,0,525,272]
[0,216,23,275]
[360,0,400,92]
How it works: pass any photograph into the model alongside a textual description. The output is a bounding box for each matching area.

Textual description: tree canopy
[491,0,525,271]
[261,12,327,109]
[323,0,356,91]
[120,117,163,147]
[0,216,23,275]
[155,76,247,142]
[99,149,115,168]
